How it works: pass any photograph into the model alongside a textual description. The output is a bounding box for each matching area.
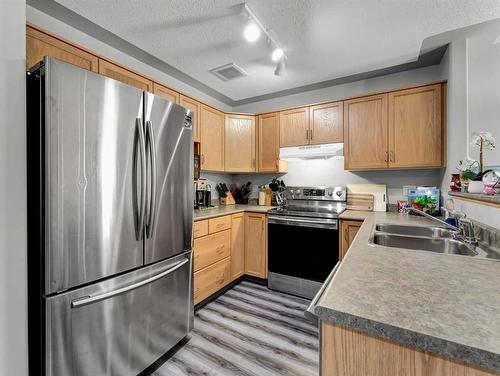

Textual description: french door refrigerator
[27,57,194,376]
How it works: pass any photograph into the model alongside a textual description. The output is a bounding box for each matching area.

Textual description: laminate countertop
[193,205,274,221]
[316,210,500,373]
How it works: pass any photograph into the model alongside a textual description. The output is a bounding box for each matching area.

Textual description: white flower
[457,157,480,172]
[471,131,496,151]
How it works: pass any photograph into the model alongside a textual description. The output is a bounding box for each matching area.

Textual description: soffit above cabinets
[33,0,500,104]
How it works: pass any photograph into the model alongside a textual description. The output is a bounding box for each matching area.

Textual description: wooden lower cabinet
[231,213,245,280]
[193,257,231,305]
[340,220,362,260]
[193,229,231,272]
[244,213,267,278]
[321,322,497,376]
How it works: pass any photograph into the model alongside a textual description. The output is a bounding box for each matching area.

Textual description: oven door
[267,215,339,298]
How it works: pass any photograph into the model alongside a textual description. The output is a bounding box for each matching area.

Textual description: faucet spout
[405,207,459,231]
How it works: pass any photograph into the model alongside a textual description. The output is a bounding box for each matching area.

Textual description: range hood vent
[279,143,344,160]
[210,63,248,81]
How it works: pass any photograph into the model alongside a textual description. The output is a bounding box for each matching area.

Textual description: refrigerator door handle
[145,120,157,238]
[71,257,189,308]
[135,118,147,241]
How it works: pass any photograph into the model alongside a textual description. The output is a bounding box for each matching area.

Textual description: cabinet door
[153,82,180,104]
[340,220,362,260]
[26,25,98,72]
[279,107,310,147]
[180,95,201,142]
[231,213,245,281]
[309,101,344,145]
[344,94,388,170]
[388,84,443,168]
[225,114,256,172]
[257,112,280,172]
[200,105,225,171]
[244,213,267,278]
[98,59,153,92]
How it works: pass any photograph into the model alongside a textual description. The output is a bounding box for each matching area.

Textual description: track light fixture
[243,3,287,76]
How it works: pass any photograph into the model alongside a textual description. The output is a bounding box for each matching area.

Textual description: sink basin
[371,233,478,256]
[375,224,456,238]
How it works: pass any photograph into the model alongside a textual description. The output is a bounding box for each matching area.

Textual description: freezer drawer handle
[71,258,189,308]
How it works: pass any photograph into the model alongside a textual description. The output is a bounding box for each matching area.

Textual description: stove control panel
[285,186,346,201]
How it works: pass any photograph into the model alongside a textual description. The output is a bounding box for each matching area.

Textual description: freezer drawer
[44,252,193,376]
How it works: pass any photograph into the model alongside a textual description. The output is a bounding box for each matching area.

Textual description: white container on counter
[258,186,266,206]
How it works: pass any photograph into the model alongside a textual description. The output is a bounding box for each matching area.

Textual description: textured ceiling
[52,0,500,101]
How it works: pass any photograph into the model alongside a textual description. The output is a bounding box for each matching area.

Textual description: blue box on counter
[408,188,440,216]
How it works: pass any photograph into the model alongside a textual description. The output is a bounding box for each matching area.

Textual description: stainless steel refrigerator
[27,57,194,376]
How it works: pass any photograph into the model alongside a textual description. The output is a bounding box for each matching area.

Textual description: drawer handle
[216,245,225,254]
[216,223,224,228]
[216,276,225,285]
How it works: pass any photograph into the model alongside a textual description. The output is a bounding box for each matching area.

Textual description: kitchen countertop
[316,210,500,373]
[194,204,274,221]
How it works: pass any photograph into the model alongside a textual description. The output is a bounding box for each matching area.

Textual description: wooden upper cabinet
[200,105,225,171]
[244,213,267,279]
[26,25,98,72]
[280,107,310,147]
[153,82,179,104]
[388,84,443,168]
[224,114,256,173]
[258,112,281,172]
[344,94,389,170]
[98,59,153,92]
[309,101,344,145]
[180,95,201,142]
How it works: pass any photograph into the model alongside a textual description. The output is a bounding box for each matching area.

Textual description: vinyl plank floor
[153,281,319,376]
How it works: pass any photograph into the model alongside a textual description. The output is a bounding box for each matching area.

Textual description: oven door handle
[268,215,338,229]
[305,261,340,321]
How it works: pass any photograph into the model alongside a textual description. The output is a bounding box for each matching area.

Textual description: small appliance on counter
[195,179,212,209]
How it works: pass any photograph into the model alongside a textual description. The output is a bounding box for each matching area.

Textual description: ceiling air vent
[210,63,248,81]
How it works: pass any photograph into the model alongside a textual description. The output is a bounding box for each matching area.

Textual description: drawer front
[194,229,231,272]
[194,257,231,304]
[208,215,231,234]
[193,220,209,239]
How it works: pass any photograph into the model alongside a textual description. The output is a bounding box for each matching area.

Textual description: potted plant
[457,158,479,192]
[471,131,496,174]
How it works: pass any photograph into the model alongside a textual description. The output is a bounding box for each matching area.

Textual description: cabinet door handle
[384,151,389,163]
[310,130,313,140]
[389,151,395,163]
[306,130,309,140]
[201,154,205,166]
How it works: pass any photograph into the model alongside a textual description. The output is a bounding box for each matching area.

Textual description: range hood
[279,143,343,160]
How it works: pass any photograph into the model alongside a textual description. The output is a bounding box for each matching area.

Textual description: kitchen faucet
[405,206,477,245]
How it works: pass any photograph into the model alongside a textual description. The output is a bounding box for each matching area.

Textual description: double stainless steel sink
[370,223,499,260]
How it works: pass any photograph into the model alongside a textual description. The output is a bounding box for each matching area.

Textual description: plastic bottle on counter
[265,187,272,206]
[258,186,266,206]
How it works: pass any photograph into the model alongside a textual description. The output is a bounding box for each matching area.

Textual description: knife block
[220,191,236,206]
